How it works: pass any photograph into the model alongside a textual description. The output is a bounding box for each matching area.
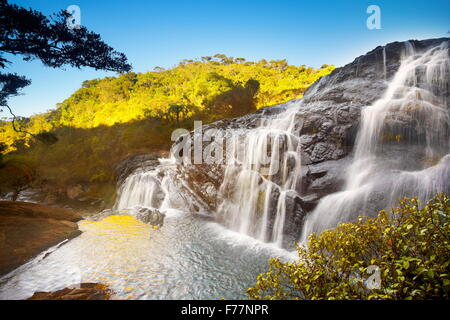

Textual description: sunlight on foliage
[0,55,333,201]
[0,55,334,149]
[247,193,450,300]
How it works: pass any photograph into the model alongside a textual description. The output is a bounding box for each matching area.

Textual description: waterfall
[116,171,162,210]
[216,104,303,245]
[301,41,450,242]
[114,154,219,214]
[115,101,305,246]
[115,159,176,211]
[114,40,449,249]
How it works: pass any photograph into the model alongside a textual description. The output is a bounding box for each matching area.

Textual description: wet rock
[0,201,82,276]
[303,157,351,198]
[281,191,307,248]
[136,208,165,227]
[299,193,320,212]
[166,38,450,245]
[1,192,14,201]
[27,283,112,300]
[115,153,164,187]
[173,163,224,213]
[88,208,113,221]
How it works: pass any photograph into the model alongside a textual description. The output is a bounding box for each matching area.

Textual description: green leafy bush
[247,193,450,300]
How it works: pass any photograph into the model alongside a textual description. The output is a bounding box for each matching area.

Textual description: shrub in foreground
[247,193,450,300]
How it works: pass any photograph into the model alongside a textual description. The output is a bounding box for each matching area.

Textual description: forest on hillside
[0,55,334,205]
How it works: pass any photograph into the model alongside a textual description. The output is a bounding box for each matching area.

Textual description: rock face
[26,283,112,300]
[136,207,165,227]
[168,38,449,245]
[111,38,448,247]
[115,153,165,187]
[0,201,82,276]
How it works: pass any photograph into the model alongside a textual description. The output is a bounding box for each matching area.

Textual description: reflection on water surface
[0,211,292,300]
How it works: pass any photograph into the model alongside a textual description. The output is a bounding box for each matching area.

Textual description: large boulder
[135,207,165,227]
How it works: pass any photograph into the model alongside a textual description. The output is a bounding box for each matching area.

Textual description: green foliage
[0,54,333,202]
[167,104,189,124]
[247,194,450,300]
[0,0,131,144]
[0,118,172,202]
[1,55,334,150]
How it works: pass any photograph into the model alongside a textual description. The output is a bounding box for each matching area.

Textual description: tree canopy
[0,0,131,134]
[0,11,334,203]
[0,54,334,151]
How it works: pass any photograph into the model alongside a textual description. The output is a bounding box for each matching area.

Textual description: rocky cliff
[116,38,449,248]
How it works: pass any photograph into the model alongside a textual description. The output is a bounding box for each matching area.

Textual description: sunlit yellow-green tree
[0,54,334,203]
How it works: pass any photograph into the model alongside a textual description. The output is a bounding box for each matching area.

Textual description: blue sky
[3,0,450,117]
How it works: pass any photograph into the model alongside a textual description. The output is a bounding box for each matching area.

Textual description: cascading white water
[115,41,449,249]
[116,171,163,210]
[114,158,177,212]
[301,41,450,241]
[114,101,305,247]
[216,104,303,245]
